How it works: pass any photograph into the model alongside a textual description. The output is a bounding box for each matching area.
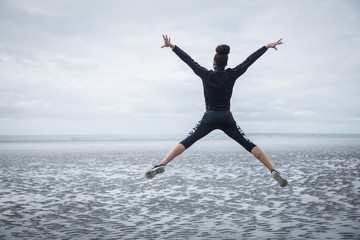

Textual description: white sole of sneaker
[145,166,165,179]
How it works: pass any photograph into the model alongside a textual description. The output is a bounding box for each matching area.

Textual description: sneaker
[145,164,165,179]
[272,170,288,187]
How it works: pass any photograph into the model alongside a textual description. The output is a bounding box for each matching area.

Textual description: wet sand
[0,136,359,239]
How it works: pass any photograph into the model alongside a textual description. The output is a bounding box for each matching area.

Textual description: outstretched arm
[161,34,208,79]
[232,38,284,78]
[266,38,283,50]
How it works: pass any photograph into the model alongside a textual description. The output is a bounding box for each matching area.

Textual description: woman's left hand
[266,38,283,50]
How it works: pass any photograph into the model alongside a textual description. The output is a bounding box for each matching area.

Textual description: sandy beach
[0,134,359,239]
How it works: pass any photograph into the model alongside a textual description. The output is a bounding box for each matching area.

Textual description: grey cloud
[0,0,359,134]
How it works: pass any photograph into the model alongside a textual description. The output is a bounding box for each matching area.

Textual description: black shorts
[180,111,256,152]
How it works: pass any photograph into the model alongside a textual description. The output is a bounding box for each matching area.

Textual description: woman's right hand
[161,34,175,49]
[266,38,283,50]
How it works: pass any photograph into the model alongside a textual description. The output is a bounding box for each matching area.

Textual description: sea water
[0,134,359,239]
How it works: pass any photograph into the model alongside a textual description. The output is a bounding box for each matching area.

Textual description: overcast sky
[0,0,359,135]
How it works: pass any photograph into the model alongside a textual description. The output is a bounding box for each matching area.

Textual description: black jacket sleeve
[172,45,209,79]
[231,46,268,79]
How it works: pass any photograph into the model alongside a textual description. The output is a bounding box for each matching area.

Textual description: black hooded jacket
[172,45,268,111]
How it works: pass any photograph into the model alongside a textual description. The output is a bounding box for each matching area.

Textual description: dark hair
[214,44,230,68]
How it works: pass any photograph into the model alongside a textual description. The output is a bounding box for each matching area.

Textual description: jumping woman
[146,34,288,187]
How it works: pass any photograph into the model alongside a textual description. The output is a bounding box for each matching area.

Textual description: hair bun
[216,44,230,55]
